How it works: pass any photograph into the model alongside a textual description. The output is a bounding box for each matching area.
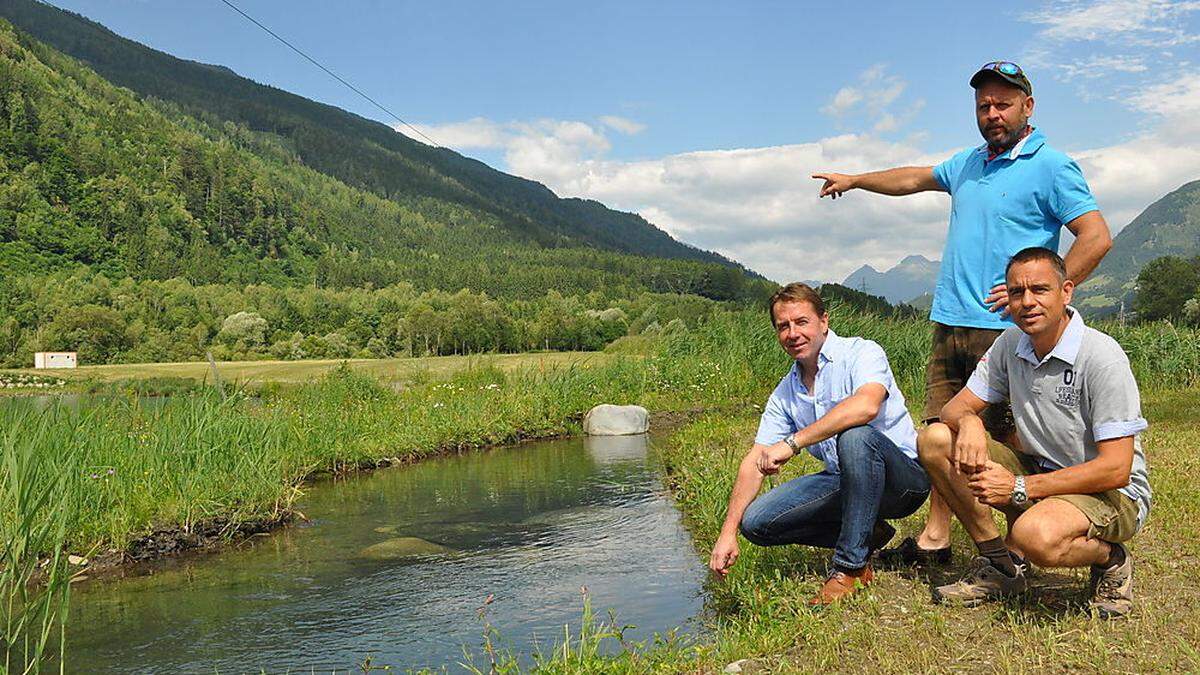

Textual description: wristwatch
[1011,475,1029,509]
[783,434,801,454]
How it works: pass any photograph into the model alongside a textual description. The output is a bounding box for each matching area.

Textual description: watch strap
[783,434,800,453]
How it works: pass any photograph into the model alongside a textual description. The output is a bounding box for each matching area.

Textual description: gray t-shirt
[966,308,1151,528]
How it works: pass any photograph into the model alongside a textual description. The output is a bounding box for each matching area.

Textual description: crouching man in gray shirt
[919,247,1149,618]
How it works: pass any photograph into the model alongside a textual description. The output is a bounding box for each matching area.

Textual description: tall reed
[1,409,73,675]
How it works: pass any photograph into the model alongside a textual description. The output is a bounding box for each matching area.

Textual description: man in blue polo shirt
[708,283,929,605]
[811,62,1112,565]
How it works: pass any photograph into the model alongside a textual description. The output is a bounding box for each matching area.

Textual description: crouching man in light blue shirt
[709,283,929,606]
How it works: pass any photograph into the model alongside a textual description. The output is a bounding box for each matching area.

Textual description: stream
[65,433,707,672]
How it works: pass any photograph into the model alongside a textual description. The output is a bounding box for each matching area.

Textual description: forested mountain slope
[0,0,750,271]
[0,16,764,300]
[1076,180,1200,315]
[0,16,773,366]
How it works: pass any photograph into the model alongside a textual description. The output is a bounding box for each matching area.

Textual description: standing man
[811,61,1112,564]
[919,247,1149,618]
[708,283,929,605]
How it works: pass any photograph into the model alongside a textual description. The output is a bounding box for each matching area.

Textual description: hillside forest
[0,17,771,366]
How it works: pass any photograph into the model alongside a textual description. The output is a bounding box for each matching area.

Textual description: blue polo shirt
[754,330,917,473]
[930,127,1099,329]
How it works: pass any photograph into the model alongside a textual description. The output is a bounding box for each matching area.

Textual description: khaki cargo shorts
[987,438,1140,543]
[923,323,1015,441]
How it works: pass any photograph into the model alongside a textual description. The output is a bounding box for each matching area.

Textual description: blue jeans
[739,425,930,570]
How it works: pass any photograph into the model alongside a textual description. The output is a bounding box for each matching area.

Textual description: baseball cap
[970,61,1032,96]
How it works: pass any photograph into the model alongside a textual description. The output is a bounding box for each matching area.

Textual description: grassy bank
[1,357,664,558]
[1,351,610,391]
[646,388,1200,672]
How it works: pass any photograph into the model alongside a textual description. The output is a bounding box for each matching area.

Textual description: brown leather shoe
[809,565,874,606]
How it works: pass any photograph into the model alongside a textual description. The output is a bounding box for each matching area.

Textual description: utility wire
[216,0,442,148]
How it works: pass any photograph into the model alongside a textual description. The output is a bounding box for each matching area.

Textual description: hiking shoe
[933,556,1027,607]
[1089,544,1133,619]
[877,536,952,567]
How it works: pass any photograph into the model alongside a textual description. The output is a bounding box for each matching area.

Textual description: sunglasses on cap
[979,61,1023,76]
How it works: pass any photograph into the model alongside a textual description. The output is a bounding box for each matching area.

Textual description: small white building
[34,352,77,369]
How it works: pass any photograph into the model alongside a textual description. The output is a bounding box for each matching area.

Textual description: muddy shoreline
[70,408,703,583]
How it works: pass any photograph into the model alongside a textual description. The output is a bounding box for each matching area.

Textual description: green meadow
[2,308,1198,673]
[1,351,611,392]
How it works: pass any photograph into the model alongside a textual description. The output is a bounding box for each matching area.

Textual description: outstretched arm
[709,447,768,578]
[812,166,943,199]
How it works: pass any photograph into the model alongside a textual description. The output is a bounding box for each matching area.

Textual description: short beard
[986,123,1028,153]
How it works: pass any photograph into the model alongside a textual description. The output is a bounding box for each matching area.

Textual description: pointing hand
[812,172,856,199]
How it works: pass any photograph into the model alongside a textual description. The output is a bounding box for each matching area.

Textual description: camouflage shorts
[923,322,1015,441]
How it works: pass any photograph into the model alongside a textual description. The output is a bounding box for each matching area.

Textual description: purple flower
[106,468,115,476]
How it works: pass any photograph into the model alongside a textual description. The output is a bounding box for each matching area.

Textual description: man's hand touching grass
[709,534,740,579]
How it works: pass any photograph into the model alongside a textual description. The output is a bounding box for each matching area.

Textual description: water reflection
[66,433,705,673]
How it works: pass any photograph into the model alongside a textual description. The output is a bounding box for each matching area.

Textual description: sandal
[876,536,952,567]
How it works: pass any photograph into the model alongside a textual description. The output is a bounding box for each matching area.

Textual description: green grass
[607,387,1200,673]
[0,357,668,556]
[1,413,74,674]
[1,352,611,390]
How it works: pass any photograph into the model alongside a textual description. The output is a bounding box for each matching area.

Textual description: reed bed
[1,413,74,674]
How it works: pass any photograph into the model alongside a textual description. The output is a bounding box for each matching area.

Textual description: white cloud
[598,115,646,135]
[822,87,864,116]
[1022,0,1200,100]
[1126,77,1200,117]
[820,64,917,138]
[396,105,1200,285]
[1025,0,1200,45]
[401,117,509,149]
[1057,54,1148,78]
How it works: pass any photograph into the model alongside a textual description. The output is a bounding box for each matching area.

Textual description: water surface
[66,434,706,672]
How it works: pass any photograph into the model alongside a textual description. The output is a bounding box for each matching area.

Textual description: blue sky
[45,1,1200,282]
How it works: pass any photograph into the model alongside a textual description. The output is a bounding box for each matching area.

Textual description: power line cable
[216,0,442,148]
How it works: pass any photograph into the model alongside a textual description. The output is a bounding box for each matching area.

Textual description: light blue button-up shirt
[754,330,918,473]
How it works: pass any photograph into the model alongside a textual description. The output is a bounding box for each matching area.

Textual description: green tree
[1134,256,1200,321]
[43,303,129,364]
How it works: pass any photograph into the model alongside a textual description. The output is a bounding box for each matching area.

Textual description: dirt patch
[76,513,296,582]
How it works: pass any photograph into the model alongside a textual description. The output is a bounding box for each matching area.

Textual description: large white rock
[583,404,649,436]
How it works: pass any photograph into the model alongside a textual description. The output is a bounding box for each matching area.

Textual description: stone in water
[358,537,454,560]
[583,404,649,436]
